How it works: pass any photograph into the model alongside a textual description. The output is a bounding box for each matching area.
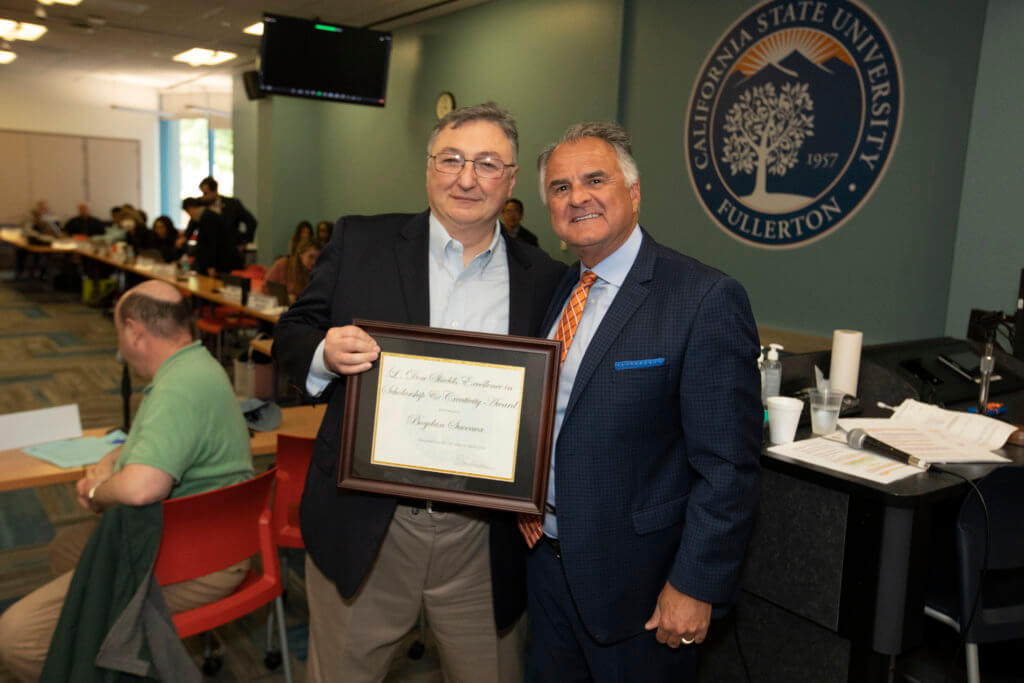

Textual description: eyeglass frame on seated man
[428,151,517,179]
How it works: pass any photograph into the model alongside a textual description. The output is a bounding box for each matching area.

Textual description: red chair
[234,265,267,280]
[196,275,261,361]
[264,435,314,671]
[155,467,292,683]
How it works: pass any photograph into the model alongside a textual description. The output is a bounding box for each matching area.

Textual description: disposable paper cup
[767,396,804,445]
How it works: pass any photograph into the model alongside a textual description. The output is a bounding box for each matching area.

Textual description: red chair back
[233,265,267,279]
[273,435,314,548]
[154,468,281,638]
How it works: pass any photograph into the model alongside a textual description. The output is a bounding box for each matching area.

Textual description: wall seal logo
[686,0,902,248]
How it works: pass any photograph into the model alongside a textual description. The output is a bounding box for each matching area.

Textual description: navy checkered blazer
[547,229,762,643]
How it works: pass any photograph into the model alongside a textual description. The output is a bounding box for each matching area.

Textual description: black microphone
[1015,268,1024,360]
[845,428,930,470]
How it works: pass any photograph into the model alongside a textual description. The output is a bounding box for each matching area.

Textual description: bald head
[134,280,183,302]
[116,281,192,341]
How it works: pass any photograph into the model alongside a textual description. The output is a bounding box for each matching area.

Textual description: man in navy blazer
[273,104,564,682]
[523,121,762,681]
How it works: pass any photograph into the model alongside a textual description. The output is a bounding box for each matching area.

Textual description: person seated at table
[115,205,150,254]
[0,280,254,682]
[22,200,59,235]
[148,215,183,263]
[15,205,60,280]
[316,220,333,244]
[265,239,321,301]
[288,220,314,257]
[63,202,106,237]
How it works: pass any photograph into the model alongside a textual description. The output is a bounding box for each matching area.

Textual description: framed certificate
[338,320,561,513]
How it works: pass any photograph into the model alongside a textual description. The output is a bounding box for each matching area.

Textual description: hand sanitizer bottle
[764,343,784,399]
[758,347,766,405]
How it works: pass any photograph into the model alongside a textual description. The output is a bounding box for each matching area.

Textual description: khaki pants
[306,505,525,683]
[0,522,248,682]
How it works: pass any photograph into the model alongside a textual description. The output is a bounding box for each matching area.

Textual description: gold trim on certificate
[368,352,525,481]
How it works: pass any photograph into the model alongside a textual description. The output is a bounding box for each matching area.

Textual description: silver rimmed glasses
[428,152,516,179]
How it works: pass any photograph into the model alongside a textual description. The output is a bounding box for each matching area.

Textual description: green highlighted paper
[23,430,127,469]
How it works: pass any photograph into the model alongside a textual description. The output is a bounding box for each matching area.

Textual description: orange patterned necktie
[518,270,599,548]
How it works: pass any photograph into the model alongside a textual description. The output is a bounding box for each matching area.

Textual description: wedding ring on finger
[681,636,695,645]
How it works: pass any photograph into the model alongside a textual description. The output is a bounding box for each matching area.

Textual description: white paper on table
[768,437,921,484]
[0,404,83,451]
[836,417,1009,464]
[887,399,1017,450]
[247,293,279,311]
[219,285,243,303]
[369,352,525,481]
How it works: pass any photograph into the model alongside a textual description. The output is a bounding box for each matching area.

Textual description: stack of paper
[768,438,922,484]
[839,398,1015,464]
[23,430,127,468]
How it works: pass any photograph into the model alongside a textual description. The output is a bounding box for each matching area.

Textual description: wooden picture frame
[338,319,561,514]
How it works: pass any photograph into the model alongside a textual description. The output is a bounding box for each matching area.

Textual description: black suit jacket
[273,210,566,629]
[64,215,106,237]
[503,223,539,247]
[219,196,258,245]
[189,210,238,274]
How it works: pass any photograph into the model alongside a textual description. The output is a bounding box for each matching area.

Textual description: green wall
[235,0,1014,344]
[233,82,327,263]
[265,96,324,261]
[315,0,623,259]
[619,0,987,343]
[945,0,1024,336]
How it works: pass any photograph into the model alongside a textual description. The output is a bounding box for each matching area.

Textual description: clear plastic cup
[809,389,844,435]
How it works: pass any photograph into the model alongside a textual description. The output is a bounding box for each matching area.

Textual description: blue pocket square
[614,358,665,370]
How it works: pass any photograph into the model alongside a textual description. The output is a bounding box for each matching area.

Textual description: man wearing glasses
[274,103,564,682]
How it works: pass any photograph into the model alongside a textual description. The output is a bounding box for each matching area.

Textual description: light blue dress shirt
[306,215,510,394]
[543,225,643,539]
[425,214,510,335]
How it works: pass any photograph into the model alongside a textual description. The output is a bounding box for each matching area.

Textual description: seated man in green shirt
[0,280,254,682]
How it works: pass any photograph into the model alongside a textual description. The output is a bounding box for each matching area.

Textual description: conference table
[0,404,325,493]
[0,233,78,254]
[0,232,282,324]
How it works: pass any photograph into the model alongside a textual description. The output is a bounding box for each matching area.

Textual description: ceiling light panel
[0,20,48,41]
[0,50,16,64]
[15,22,47,40]
[243,22,263,36]
[172,47,237,67]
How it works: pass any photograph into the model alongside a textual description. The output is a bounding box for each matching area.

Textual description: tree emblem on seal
[721,82,815,212]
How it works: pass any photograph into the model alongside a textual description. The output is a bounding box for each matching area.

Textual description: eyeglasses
[428,152,516,179]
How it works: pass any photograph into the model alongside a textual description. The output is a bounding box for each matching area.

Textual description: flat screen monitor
[259,13,392,107]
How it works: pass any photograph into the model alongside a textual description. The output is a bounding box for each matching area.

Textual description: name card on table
[220,285,243,304]
[248,293,281,311]
[0,404,83,451]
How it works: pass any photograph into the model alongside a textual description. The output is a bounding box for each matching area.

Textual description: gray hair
[427,102,519,164]
[536,121,640,204]
[117,292,193,340]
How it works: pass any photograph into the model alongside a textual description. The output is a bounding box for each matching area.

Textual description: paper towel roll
[829,329,863,396]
